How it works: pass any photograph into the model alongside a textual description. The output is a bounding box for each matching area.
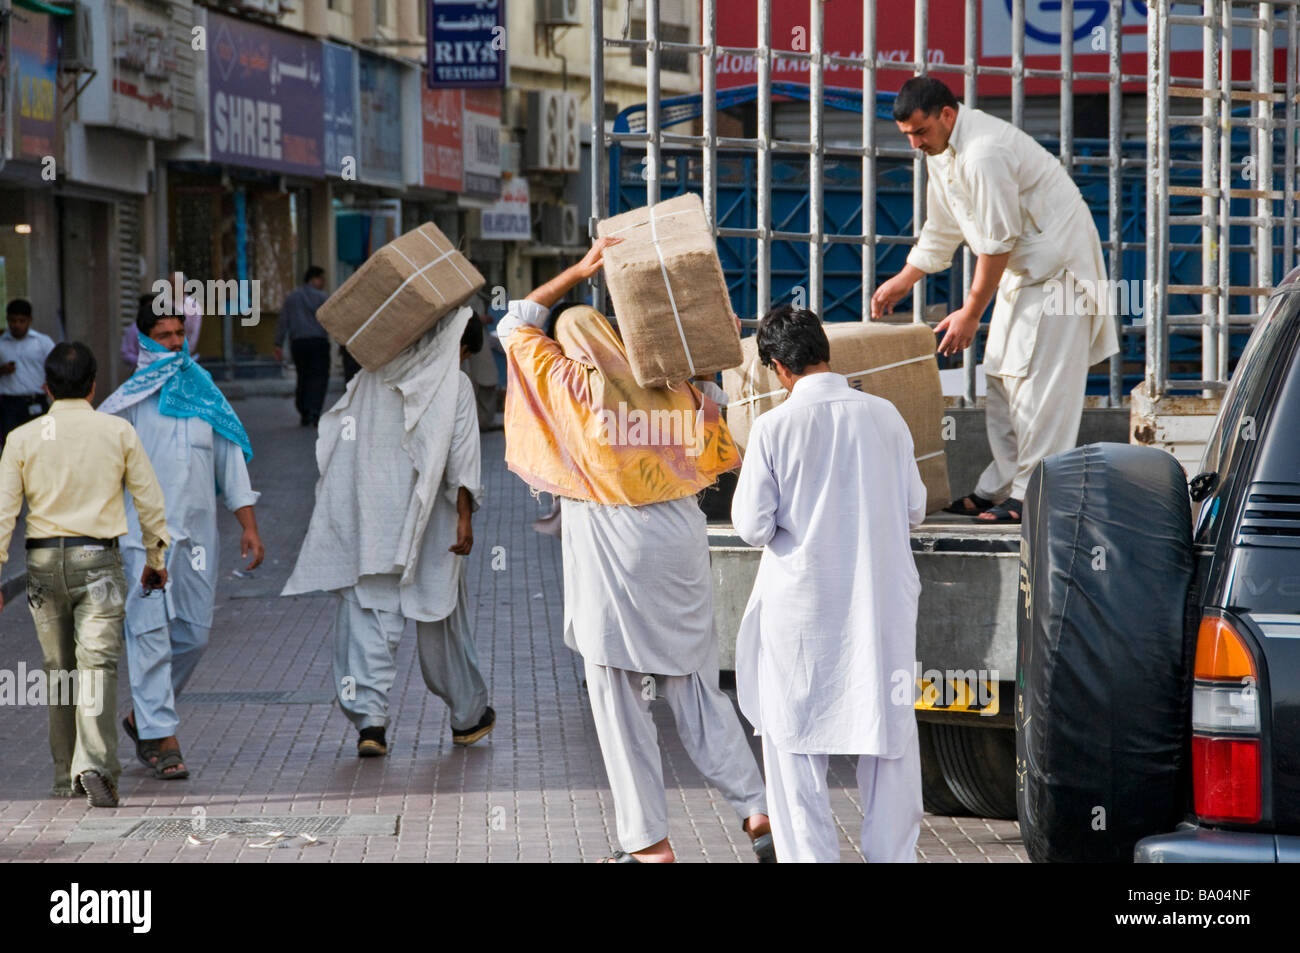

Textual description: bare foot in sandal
[151,736,190,780]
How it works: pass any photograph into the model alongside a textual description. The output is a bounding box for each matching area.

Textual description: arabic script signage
[426,0,506,89]
[207,10,324,176]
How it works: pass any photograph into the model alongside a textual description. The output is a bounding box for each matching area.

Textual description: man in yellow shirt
[0,343,171,807]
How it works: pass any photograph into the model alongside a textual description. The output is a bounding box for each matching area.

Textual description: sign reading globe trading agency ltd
[208,11,324,176]
[426,0,506,89]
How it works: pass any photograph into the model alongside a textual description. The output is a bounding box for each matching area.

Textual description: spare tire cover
[1017,443,1195,863]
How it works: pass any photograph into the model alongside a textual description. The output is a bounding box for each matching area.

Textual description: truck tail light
[1191,616,1263,825]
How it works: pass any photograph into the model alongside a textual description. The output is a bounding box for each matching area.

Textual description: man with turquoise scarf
[100,296,265,780]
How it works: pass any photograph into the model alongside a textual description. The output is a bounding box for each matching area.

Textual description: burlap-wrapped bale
[722,321,951,513]
[318,223,485,371]
[596,193,742,388]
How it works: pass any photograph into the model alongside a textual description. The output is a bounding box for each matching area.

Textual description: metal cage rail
[590,0,1298,405]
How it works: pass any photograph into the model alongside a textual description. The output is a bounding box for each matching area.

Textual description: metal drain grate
[68,814,399,842]
[178,690,336,704]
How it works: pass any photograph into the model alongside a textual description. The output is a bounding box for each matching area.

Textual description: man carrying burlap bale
[499,236,774,864]
[283,224,494,755]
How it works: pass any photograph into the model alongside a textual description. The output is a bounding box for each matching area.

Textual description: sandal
[152,748,190,780]
[743,817,777,863]
[602,850,643,863]
[122,716,153,770]
[944,493,995,516]
[977,498,1023,523]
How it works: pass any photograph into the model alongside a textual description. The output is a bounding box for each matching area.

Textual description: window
[375,0,388,28]
[630,21,691,74]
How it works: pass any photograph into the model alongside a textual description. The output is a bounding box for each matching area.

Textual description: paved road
[0,394,1026,862]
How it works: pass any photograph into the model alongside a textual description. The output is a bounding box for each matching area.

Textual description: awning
[14,0,73,16]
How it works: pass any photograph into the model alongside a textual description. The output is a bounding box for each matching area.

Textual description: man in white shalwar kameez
[872,77,1119,523]
[499,239,773,863]
[733,306,926,863]
[101,308,265,780]
[283,307,493,756]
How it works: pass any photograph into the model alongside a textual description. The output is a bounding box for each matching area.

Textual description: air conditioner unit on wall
[525,90,563,172]
[560,91,580,173]
[536,0,581,27]
[541,203,580,247]
[60,1,94,73]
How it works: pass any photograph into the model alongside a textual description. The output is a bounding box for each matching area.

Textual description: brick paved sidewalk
[0,396,1025,863]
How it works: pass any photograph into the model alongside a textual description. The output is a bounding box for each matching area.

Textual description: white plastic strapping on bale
[647,203,697,377]
[728,352,935,408]
[346,228,475,346]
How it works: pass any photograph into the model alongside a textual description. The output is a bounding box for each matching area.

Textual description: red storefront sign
[714,0,1284,97]
[422,86,463,192]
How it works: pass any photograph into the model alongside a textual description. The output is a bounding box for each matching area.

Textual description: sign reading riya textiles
[207,11,324,176]
[426,0,506,89]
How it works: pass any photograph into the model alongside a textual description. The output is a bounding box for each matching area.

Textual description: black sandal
[152,748,190,780]
[123,716,158,770]
[977,498,1023,523]
[944,493,995,516]
[602,851,643,863]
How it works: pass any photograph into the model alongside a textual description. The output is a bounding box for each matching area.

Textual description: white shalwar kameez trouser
[973,280,1093,504]
[761,723,923,864]
[332,566,488,733]
[584,654,767,854]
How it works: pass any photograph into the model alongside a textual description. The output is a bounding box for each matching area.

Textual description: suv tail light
[1191,616,1262,824]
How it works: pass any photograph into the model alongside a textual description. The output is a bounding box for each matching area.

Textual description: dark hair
[303,265,325,284]
[45,342,97,399]
[6,298,32,318]
[892,76,959,121]
[136,293,184,339]
[756,305,830,375]
[460,315,484,354]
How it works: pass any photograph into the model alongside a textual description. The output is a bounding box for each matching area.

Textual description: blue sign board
[427,0,506,89]
[322,42,357,177]
[358,52,405,185]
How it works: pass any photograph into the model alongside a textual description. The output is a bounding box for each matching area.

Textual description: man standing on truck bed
[732,305,927,862]
[871,76,1118,524]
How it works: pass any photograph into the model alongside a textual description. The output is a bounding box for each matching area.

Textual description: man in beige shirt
[0,342,171,807]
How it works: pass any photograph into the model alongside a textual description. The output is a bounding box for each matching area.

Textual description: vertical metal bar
[1060,0,1074,172]
[756,0,772,315]
[1256,0,1274,354]
[590,0,607,311]
[962,0,977,404]
[1219,1,1233,383]
[862,1,877,321]
[1202,0,1220,387]
[1107,0,1123,406]
[702,0,717,232]
[809,0,825,317]
[1286,6,1297,277]
[912,0,928,324]
[1147,0,1168,397]
[645,0,661,206]
[1012,0,1025,128]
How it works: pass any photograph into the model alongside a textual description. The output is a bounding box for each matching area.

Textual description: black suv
[1134,269,1300,861]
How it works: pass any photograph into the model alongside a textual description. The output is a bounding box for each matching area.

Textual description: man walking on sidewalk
[284,310,494,756]
[732,307,926,862]
[0,343,171,807]
[100,309,264,781]
[0,299,56,449]
[275,266,332,427]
